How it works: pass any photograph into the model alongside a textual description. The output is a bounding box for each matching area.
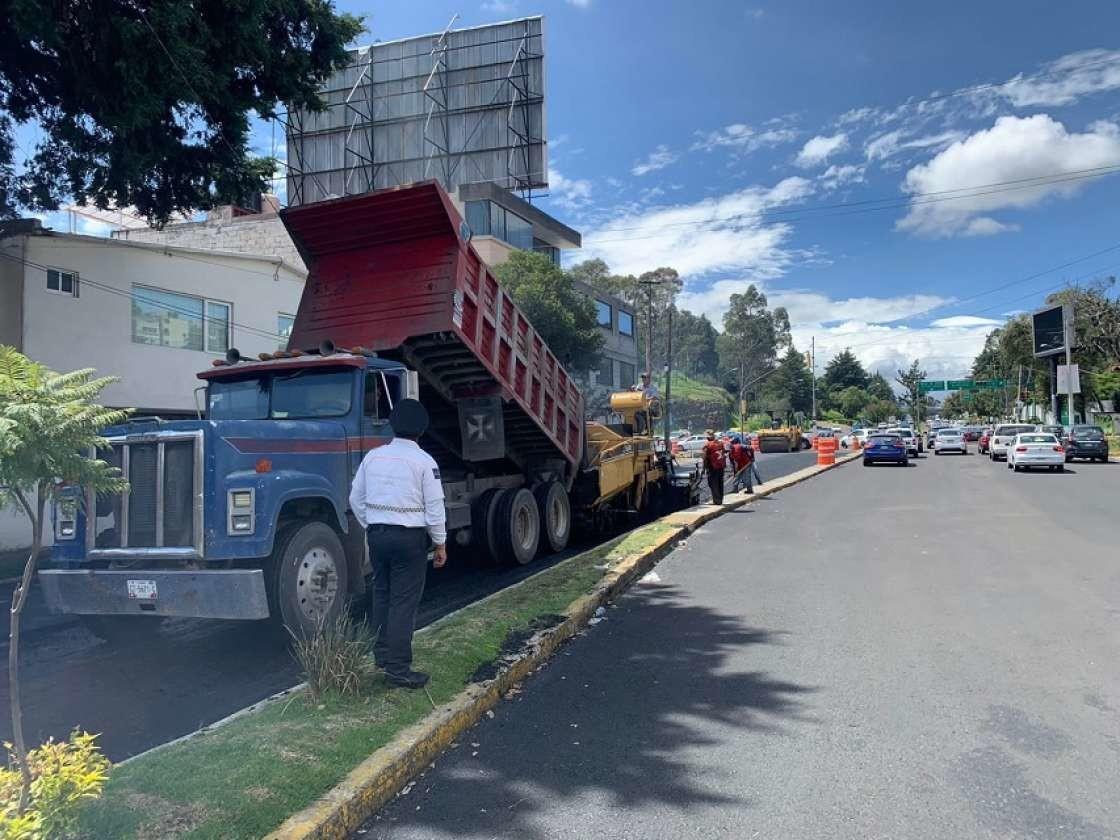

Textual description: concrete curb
[264,450,859,840]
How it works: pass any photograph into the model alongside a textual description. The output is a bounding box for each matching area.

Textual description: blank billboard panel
[286,17,547,205]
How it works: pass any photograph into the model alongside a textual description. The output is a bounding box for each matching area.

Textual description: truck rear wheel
[535,481,571,554]
[470,488,503,565]
[496,488,540,566]
[271,520,349,638]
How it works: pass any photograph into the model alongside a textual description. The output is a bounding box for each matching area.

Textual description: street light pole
[664,305,673,454]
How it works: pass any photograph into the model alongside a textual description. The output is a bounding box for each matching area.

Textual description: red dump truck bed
[281,181,585,477]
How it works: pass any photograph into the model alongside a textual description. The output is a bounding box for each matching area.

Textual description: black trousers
[707,467,725,505]
[367,524,429,676]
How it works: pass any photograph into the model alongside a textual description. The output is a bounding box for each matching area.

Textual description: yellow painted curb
[265,451,858,840]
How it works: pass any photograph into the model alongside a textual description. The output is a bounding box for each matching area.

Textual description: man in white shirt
[349,398,447,689]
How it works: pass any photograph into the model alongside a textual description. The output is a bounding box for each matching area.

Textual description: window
[277,313,295,350]
[462,199,533,250]
[208,369,354,420]
[465,200,491,237]
[618,310,634,337]
[363,371,401,422]
[595,300,613,328]
[594,357,615,388]
[534,241,560,266]
[46,268,79,297]
[619,361,636,388]
[131,285,230,352]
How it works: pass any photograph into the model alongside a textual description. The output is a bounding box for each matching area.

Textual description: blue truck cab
[40,349,417,639]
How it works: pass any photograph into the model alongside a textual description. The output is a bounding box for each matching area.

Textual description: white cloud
[996,49,1120,108]
[631,145,678,176]
[864,129,964,162]
[794,133,848,168]
[566,0,591,6]
[929,315,1002,328]
[691,122,798,154]
[897,115,1120,237]
[547,167,593,210]
[745,7,765,20]
[481,0,517,12]
[818,163,865,190]
[581,177,814,278]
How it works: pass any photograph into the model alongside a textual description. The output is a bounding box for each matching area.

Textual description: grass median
[75,521,680,840]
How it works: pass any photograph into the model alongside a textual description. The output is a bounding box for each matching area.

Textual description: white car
[886,427,919,456]
[679,434,709,454]
[1006,432,1065,472]
[933,428,968,455]
[988,423,1037,461]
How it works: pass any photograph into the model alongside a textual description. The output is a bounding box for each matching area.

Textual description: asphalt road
[0,449,818,761]
[363,451,1119,840]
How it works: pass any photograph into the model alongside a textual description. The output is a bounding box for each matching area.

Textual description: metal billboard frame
[1031,303,1073,358]
[279,16,547,207]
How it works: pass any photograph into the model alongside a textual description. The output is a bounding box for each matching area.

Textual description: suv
[1064,425,1109,463]
[988,424,1036,461]
[887,427,919,457]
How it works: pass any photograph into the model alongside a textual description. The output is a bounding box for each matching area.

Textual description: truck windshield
[208,369,353,420]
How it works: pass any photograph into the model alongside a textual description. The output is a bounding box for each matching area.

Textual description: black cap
[389,398,429,438]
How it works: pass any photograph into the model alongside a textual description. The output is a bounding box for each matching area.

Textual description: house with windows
[0,218,306,418]
[571,279,640,417]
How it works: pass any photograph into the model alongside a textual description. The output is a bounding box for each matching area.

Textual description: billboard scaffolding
[281,16,547,206]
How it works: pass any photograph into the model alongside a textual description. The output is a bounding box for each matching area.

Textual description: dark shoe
[386,669,430,689]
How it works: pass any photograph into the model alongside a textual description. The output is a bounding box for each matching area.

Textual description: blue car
[863,434,909,466]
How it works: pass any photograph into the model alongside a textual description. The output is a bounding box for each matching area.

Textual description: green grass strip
[75,522,678,840]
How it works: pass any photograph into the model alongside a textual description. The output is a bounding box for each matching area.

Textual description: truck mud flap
[38,569,270,620]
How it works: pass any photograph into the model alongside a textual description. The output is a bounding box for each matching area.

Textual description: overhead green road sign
[918,380,946,393]
[978,379,1007,390]
[946,379,973,390]
[942,378,1008,391]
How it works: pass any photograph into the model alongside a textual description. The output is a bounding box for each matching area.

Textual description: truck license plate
[127,579,158,600]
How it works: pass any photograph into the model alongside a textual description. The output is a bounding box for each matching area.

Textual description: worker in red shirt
[701,429,727,505]
[729,435,754,493]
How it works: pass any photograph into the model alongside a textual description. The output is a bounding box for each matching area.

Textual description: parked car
[886,427,919,456]
[933,428,968,455]
[1064,425,1109,462]
[962,425,982,442]
[679,434,709,454]
[977,427,993,454]
[988,423,1037,461]
[863,434,909,466]
[1006,432,1065,472]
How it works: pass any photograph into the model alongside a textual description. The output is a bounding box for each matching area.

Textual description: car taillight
[1053,445,1063,452]
[1015,446,1027,452]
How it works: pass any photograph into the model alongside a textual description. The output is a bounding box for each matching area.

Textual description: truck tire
[496,488,540,566]
[470,488,503,565]
[535,481,571,554]
[270,520,349,639]
[80,614,165,645]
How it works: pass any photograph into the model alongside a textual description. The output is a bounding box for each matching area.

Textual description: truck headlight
[227,489,255,535]
[55,497,77,540]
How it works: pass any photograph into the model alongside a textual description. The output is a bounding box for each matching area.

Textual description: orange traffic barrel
[810,435,818,450]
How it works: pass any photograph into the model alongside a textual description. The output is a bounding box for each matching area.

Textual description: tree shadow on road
[367,582,815,839]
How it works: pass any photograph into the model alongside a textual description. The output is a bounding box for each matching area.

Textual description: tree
[669,309,720,381]
[867,372,895,403]
[864,398,897,424]
[495,251,605,373]
[716,285,790,399]
[0,1,363,223]
[894,359,926,421]
[762,347,814,415]
[0,347,128,810]
[837,386,872,421]
[822,349,869,393]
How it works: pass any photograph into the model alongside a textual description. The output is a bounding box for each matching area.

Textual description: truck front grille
[89,432,203,558]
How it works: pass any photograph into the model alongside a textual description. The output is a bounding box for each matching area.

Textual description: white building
[0,218,306,550]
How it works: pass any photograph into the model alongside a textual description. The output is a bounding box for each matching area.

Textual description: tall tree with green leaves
[894,359,927,421]
[0,1,363,223]
[0,347,128,810]
[822,349,869,393]
[495,251,605,374]
[762,347,814,415]
[867,372,895,403]
[716,285,790,400]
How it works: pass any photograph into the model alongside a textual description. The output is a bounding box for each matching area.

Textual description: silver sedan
[933,429,968,455]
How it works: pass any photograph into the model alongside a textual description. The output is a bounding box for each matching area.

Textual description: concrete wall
[18,234,305,413]
[116,213,305,273]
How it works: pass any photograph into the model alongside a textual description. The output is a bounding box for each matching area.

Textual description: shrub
[0,730,109,839]
[290,611,377,701]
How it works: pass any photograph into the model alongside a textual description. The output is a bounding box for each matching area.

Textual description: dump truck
[41,181,698,640]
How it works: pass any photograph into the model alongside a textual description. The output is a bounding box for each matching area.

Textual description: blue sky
[326,0,1120,379]
[48,1,1120,379]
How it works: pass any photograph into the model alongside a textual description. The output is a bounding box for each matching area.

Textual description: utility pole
[811,336,817,422]
[663,305,673,454]
[1064,310,1076,425]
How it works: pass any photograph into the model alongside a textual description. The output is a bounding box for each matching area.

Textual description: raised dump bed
[282,181,584,484]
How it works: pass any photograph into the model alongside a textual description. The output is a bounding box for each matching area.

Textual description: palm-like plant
[0,347,129,811]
